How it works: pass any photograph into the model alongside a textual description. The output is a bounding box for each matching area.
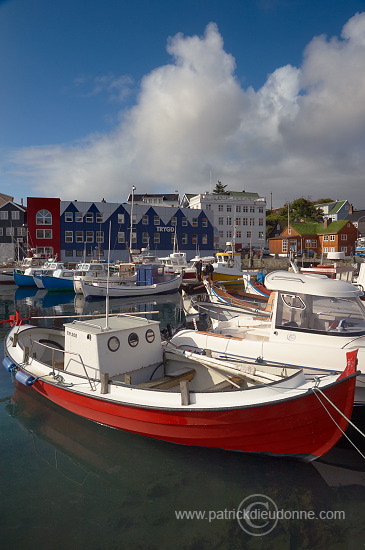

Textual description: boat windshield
[275,292,365,336]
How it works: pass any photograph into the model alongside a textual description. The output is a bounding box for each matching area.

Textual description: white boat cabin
[63,316,163,379]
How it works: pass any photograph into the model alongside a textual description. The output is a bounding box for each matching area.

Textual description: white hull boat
[171,270,365,405]
[81,273,182,298]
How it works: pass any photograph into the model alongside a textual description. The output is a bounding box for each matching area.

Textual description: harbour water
[1,285,365,549]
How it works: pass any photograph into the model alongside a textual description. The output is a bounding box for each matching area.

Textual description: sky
[1,0,365,209]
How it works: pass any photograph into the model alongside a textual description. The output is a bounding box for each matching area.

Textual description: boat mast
[129,185,136,261]
[105,221,112,329]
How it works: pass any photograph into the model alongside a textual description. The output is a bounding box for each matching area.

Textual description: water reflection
[3,383,364,549]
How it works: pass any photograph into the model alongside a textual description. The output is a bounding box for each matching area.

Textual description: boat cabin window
[275,292,365,336]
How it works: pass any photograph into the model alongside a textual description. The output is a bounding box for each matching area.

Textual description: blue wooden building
[59,200,215,262]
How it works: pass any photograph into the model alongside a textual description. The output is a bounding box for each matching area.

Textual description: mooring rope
[312,386,365,460]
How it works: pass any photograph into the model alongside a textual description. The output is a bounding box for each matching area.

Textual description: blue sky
[1,0,365,208]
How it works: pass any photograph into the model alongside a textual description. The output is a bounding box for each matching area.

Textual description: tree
[213,181,229,195]
[276,198,323,223]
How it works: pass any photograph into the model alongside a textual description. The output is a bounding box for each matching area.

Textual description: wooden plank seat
[138,367,196,390]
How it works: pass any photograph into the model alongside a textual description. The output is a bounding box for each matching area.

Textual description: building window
[249,218,255,225]
[65,249,74,257]
[242,218,248,225]
[341,246,348,252]
[288,229,292,235]
[250,206,255,213]
[118,213,125,224]
[258,207,264,213]
[305,239,311,246]
[330,246,335,252]
[202,234,207,244]
[218,205,223,212]
[259,231,264,239]
[75,212,83,222]
[36,229,52,239]
[36,246,53,256]
[118,232,125,243]
[17,227,26,236]
[171,216,177,226]
[0,211,8,220]
[259,218,264,226]
[324,247,328,253]
[282,239,288,252]
[6,227,14,236]
[96,212,103,223]
[154,232,160,244]
[236,231,242,238]
[247,231,252,239]
[154,216,160,225]
[0,228,3,236]
[76,250,84,257]
[311,239,317,247]
[235,218,241,225]
[11,211,20,220]
[182,217,188,226]
[202,218,208,227]
[218,217,224,225]
[323,235,328,241]
[85,213,93,223]
[192,234,198,244]
[236,205,241,213]
[75,231,83,242]
[192,218,198,227]
[65,212,73,222]
[142,232,149,244]
[86,231,94,242]
[227,205,232,212]
[219,231,223,238]
[131,232,137,244]
[182,233,188,244]
[96,231,104,243]
[142,215,149,225]
[330,235,335,241]
[227,230,232,238]
[65,231,73,243]
[243,206,248,212]
[131,214,137,224]
[226,217,232,225]
[341,234,347,241]
[36,209,52,225]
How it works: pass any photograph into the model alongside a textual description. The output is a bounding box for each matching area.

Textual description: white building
[184,191,266,250]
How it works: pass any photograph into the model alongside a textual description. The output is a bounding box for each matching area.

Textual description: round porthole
[145,329,155,343]
[108,336,120,352]
[128,332,139,347]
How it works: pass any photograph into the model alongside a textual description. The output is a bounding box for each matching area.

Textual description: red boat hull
[27,372,356,462]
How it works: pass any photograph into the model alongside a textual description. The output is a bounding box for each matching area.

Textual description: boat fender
[15,370,35,386]
[2,357,17,373]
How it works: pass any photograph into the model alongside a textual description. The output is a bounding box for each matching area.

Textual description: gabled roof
[314,199,348,215]
[0,200,26,212]
[347,210,365,222]
[289,220,350,236]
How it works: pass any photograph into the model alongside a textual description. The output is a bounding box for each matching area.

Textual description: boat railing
[29,338,96,391]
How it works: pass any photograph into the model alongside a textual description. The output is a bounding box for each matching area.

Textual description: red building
[27,197,61,259]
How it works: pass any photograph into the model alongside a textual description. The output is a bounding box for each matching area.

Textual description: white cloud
[9,14,365,206]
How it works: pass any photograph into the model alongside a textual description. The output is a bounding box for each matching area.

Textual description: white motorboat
[170,270,365,405]
[80,264,182,299]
